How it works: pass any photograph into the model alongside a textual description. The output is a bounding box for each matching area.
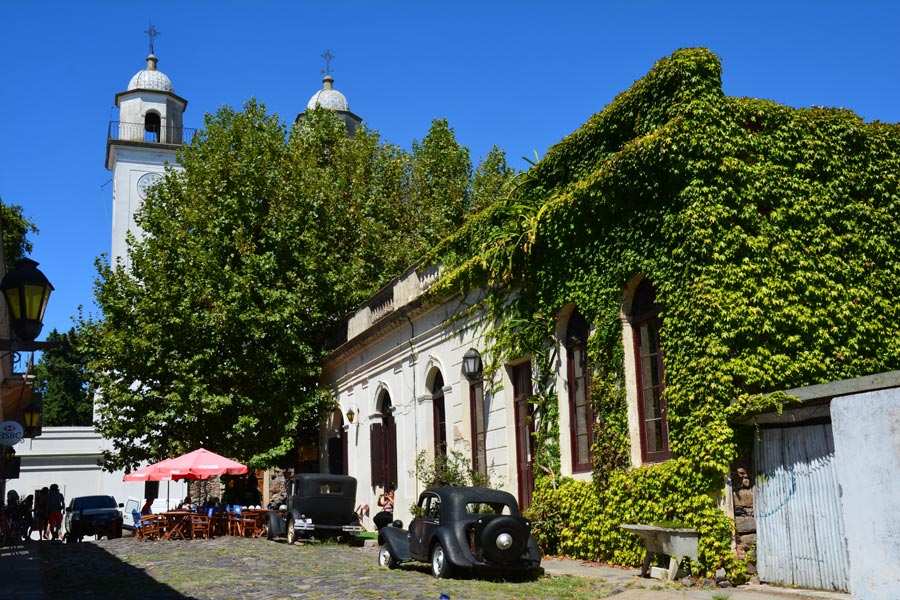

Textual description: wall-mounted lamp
[462,348,483,381]
[346,407,356,424]
[0,258,54,343]
[22,393,43,438]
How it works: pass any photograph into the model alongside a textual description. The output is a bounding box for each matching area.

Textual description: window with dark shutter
[370,422,384,487]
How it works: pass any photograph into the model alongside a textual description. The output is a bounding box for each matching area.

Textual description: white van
[122,497,184,530]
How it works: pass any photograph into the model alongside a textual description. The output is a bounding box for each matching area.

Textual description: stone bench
[620,524,699,581]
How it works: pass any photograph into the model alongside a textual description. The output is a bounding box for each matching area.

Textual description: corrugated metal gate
[754,424,849,591]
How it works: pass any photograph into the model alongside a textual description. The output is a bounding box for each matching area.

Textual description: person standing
[47,484,65,541]
[34,487,49,540]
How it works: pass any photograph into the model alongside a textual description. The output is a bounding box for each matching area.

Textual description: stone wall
[185,468,291,508]
[731,458,757,575]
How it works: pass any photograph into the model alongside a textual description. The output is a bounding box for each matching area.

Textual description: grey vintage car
[377,486,542,579]
[277,473,363,543]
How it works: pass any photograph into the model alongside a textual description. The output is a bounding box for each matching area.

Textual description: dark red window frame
[469,379,487,477]
[432,372,447,457]
[630,280,670,463]
[566,309,593,473]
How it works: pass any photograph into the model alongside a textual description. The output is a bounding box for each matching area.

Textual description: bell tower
[106,25,189,270]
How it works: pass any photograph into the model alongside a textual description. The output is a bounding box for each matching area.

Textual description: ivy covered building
[320,48,900,591]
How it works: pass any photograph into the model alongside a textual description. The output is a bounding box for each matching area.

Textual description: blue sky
[2,1,900,340]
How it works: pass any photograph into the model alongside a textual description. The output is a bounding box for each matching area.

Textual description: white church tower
[105,26,189,270]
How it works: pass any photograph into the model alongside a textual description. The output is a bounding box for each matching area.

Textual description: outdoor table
[161,511,193,540]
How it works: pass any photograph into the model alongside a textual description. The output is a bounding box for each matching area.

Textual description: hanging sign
[0,420,24,446]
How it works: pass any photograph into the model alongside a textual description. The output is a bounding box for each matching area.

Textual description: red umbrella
[155,448,248,480]
[123,458,175,482]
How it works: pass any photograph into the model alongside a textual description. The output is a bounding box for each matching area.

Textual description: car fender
[430,527,475,570]
[378,525,412,562]
[525,534,542,566]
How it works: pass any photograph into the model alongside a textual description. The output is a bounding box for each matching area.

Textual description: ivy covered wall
[423,47,900,577]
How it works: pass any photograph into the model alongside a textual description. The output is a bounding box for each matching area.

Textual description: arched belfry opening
[144,111,161,142]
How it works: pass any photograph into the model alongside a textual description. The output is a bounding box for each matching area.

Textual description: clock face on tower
[136,172,164,199]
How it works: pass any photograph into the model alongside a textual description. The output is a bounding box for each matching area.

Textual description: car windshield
[465,501,512,515]
[73,496,117,510]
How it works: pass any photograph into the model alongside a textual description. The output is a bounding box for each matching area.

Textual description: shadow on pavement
[36,540,192,600]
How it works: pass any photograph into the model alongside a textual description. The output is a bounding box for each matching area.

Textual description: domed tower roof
[307,75,350,112]
[128,54,174,93]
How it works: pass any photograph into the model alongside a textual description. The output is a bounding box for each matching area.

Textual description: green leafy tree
[33,328,93,426]
[408,119,473,246]
[0,198,38,270]
[79,101,513,472]
[470,145,515,216]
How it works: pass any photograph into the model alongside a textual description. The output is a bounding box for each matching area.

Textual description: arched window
[567,308,593,472]
[432,372,447,457]
[629,279,669,462]
[144,112,161,142]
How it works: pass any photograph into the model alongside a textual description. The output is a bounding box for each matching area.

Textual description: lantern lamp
[462,348,483,381]
[0,258,54,342]
[22,393,43,437]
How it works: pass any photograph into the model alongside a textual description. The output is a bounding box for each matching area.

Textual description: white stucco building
[319,263,601,528]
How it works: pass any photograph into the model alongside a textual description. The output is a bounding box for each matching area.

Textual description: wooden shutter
[370,422,384,486]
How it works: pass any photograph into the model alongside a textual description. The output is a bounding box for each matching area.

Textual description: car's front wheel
[431,542,453,578]
[378,543,398,569]
[286,519,296,544]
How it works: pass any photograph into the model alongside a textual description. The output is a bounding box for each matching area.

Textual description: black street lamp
[22,393,42,438]
[462,348,483,381]
[0,258,54,350]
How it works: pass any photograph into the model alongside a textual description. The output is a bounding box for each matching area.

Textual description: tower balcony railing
[108,121,196,145]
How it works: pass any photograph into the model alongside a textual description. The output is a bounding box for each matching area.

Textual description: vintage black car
[275,473,363,543]
[64,495,124,542]
[377,486,542,579]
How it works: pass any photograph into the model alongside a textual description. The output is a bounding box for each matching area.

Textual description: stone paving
[30,536,617,599]
[0,535,850,600]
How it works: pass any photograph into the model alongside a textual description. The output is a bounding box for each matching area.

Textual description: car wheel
[480,517,528,564]
[431,542,453,578]
[377,543,398,569]
[286,519,296,544]
[110,527,123,539]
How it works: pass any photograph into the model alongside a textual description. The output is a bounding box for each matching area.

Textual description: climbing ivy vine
[422,48,900,578]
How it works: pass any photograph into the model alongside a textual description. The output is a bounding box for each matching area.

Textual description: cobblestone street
[34,536,616,599]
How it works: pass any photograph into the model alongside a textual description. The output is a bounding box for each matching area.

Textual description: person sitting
[141,497,155,515]
[373,487,394,530]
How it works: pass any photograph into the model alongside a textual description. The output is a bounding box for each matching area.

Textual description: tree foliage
[425,47,900,576]
[33,328,93,426]
[0,198,38,271]
[80,100,514,471]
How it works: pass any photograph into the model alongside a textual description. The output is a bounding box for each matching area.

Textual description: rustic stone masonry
[185,468,290,507]
[731,458,757,574]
